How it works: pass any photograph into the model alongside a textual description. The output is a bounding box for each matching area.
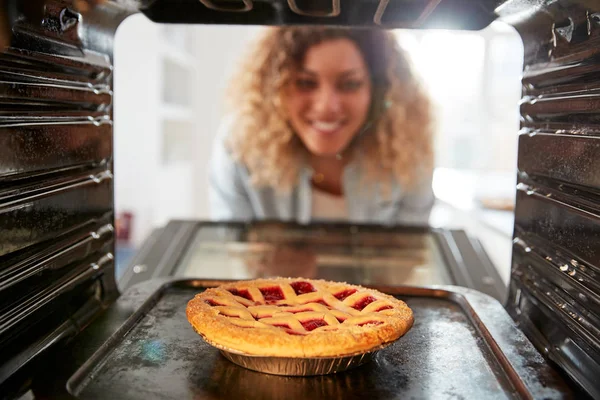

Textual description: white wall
[397,22,523,173]
[114,15,162,247]
[188,25,262,219]
[114,16,261,246]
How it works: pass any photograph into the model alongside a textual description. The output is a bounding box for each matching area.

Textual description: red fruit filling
[352,296,377,311]
[228,288,253,301]
[290,281,316,295]
[204,299,223,307]
[334,289,357,301]
[259,287,285,302]
[300,319,329,331]
[375,305,393,312]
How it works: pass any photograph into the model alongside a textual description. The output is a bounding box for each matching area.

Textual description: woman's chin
[308,147,344,158]
[304,141,348,158]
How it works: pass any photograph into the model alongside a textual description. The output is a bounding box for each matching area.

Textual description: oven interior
[0,0,599,399]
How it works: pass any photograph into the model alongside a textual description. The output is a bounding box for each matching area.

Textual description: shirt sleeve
[208,119,255,221]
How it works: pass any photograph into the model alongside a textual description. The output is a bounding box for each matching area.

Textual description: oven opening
[112,17,524,292]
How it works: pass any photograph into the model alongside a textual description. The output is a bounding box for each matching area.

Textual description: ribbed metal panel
[503,4,600,398]
[140,0,499,30]
[0,0,119,388]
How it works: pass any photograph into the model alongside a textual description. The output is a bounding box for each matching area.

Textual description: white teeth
[312,121,342,132]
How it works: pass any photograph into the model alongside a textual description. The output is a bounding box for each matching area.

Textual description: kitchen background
[112,15,524,280]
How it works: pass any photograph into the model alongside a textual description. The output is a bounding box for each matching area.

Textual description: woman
[209,26,434,226]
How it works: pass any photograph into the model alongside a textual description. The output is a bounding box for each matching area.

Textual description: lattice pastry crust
[186,278,414,357]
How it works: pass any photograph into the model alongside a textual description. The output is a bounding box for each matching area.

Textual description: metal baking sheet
[67,279,574,399]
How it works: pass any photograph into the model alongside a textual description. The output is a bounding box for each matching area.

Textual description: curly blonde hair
[225,26,433,192]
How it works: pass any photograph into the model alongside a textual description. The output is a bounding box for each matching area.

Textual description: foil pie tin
[200,333,393,376]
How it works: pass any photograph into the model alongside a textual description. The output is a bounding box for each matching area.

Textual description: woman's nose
[313,85,342,115]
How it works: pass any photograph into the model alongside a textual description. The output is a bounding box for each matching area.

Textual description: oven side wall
[0,0,131,395]
[500,2,600,398]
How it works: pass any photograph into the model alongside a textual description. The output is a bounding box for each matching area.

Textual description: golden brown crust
[186,277,413,357]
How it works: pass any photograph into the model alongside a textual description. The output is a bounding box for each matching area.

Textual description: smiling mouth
[309,120,345,134]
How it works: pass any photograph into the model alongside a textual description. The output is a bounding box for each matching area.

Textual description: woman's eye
[295,79,317,91]
[339,80,363,91]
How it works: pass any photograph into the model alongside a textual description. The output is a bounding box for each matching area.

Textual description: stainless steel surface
[500,3,600,399]
[118,221,198,291]
[0,252,112,338]
[0,0,126,393]
[0,169,113,258]
[374,0,442,27]
[199,0,253,12]
[66,279,574,399]
[0,122,112,182]
[287,0,340,17]
[435,229,507,302]
[139,0,499,30]
[0,223,113,292]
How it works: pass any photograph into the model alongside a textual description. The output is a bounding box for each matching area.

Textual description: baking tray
[67,279,574,399]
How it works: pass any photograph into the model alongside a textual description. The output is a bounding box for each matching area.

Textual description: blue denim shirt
[208,119,434,226]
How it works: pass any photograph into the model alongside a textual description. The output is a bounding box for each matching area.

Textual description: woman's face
[284,38,372,157]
